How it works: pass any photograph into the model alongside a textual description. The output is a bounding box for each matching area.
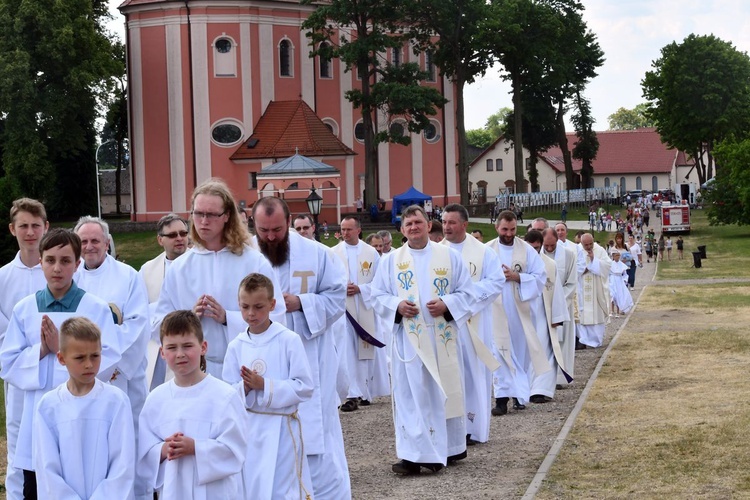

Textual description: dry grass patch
[536,286,750,499]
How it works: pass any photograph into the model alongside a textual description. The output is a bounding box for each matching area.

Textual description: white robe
[258,231,350,499]
[609,261,634,313]
[75,254,150,426]
[371,243,475,464]
[529,254,569,398]
[34,379,135,500]
[0,252,46,498]
[153,244,285,378]
[137,375,247,500]
[139,253,175,390]
[443,237,503,443]
[332,240,389,402]
[544,241,583,385]
[0,293,121,471]
[487,238,546,404]
[577,243,612,348]
[223,322,314,500]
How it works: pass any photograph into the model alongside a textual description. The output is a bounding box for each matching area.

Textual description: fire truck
[660,202,691,234]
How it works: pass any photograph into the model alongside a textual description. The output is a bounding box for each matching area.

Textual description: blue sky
[107,0,750,132]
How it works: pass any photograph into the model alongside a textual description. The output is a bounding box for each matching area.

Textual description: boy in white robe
[0,229,122,498]
[0,198,49,498]
[609,250,633,316]
[223,273,314,499]
[138,310,247,499]
[34,317,135,499]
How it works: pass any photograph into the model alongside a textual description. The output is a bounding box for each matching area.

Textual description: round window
[354,122,365,142]
[216,39,232,54]
[390,122,405,137]
[423,121,440,143]
[211,123,242,146]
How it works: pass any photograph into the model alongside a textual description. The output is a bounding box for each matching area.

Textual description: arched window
[652,176,659,192]
[279,39,293,77]
[425,50,435,82]
[319,42,331,79]
[213,36,236,77]
[604,177,610,187]
[636,176,642,190]
[620,177,626,195]
[392,46,402,67]
[322,118,339,137]
[354,121,365,143]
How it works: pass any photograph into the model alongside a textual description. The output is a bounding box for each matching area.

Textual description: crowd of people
[0,182,650,499]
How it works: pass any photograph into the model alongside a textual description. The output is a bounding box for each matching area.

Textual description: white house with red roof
[468,128,699,199]
[118,0,461,221]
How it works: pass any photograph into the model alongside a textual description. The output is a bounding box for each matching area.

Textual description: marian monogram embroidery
[433,268,449,296]
[397,262,414,290]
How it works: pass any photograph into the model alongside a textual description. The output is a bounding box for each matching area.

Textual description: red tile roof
[230,100,356,161]
[540,128,682,174]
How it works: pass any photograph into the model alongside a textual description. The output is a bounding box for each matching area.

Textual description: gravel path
[342,245,658,499]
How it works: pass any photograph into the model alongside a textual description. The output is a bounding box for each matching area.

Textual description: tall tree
[705,138,750,226]
[408,0,493,204]
[0,0,121,217]
[607,103,655,130]
[302,0,447,208]
[642,34,750,186]
[571,90,598,189]
[465,128,495,149]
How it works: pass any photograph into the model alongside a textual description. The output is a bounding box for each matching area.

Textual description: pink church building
[119,0,461,221]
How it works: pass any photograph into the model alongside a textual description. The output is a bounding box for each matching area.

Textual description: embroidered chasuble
[393,244,464,419]
[540,253,572,381]
[486,237,551,376]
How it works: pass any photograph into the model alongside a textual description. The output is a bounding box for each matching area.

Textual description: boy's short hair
[40,228,82,260]
[60,317,101,352]
[160,310,204,343]
[10,198,47,224]
[239,273,274,299]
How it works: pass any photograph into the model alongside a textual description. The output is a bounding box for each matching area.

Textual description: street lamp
[306,186,323,241]
[95,139,115,219]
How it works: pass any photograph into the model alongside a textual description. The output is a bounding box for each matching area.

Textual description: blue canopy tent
[391,187,432,224]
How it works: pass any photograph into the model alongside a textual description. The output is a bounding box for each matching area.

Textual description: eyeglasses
[191,211,225,220]
[295,225,311,231]
[160,230,189,239]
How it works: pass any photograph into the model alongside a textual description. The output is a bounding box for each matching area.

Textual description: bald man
[576,233,611,348]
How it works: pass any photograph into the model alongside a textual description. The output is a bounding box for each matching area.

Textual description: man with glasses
[377,229,394,254]
[293,214,317,240]
[139,213,189,389]
[153,179,285,378]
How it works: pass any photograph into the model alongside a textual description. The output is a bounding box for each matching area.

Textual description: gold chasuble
[393,244,464,419]
[487,237,551,377]
[439,237,500,372]
[333,243,378,360]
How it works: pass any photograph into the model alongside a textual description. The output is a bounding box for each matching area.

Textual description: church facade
[119,0,460,221]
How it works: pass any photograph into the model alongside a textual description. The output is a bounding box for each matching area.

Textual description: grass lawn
[656,210,750,280]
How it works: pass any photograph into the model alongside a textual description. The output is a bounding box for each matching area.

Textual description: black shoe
[392,459,421,475]
[421,463,444,473]
[491,397,509,416]
[530,394,552,404]
[556,384,564,390]
[340,398,358,412]
[575,338,587,350]
[359,399,371,406]
[447,450,467,465]
[466,434,479,446]
[513,398,526,410]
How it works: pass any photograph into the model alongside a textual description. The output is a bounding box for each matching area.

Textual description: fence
[468,187,620,218]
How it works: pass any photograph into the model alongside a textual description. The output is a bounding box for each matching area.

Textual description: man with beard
[252,196,351,499]
[486,211,550,415]
[140,213,189,389]
[577,233,612,348]
[154,179,284,379]
[440,204,502,445]
[371,205,475,474]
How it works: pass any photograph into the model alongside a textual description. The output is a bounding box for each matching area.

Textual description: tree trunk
[115,140,122,215]
[361,59,379,209]
[455,74,470,205]
[512,71,525,193]
[556,100,575,190]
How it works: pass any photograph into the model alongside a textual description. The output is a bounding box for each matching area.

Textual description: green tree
[571,90,599,189]
[302,0,446,208]
[466,128,495,149]
[642,34,750,186]
[408,0,493,204]
[0,0,122,217]
[705,138,750,226]
[607,103,655,130]
[485,107,512,144]
[100,41,128,215]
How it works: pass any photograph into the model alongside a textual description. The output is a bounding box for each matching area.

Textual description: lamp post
[95,139,115,219]
[306,186,323,241]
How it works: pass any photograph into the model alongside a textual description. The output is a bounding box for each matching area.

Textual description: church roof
[258,153,339,177]
[540,128,680,174]
[230,100,356,161]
